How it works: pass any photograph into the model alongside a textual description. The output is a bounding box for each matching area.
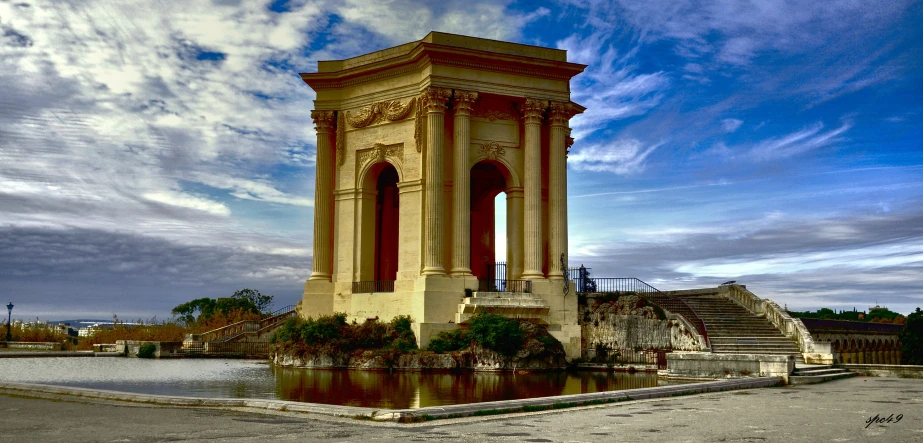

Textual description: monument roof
[301,31,586,89]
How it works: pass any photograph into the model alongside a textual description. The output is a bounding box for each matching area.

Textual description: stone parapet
[666,352,795,383]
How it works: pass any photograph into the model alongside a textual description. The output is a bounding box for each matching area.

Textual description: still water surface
[0,358,680,409]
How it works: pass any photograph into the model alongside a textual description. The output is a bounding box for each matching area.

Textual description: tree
[900,308,923,365]
[171,289,273,325]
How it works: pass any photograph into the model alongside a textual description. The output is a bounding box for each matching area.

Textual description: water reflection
[272,368,670,409]
[0,358,677,409]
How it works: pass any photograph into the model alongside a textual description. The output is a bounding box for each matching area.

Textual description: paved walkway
[1,377,921,442]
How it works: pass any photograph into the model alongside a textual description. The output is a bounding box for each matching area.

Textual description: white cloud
[721,118,743,132]
[142,191,231,216]
[557,32,669,140]
[569,139,662,175]
[750,121,851,161]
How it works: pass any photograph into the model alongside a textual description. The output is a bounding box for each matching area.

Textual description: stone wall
[666,353,795,383]
[0,341,61,351]
[579,294,703,357]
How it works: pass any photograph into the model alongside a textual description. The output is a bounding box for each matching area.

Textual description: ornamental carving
[471,100,517,121]
[478,142,506,161]
[336,111,346,166]
[357,142,404,169]
[453,90,478,115]
[414,92,424,153]
[421,87,452,113]
[549,101,580,126]
[344,98,416,128]
[565,128,574,155]
[310,110,336,133]
[522,98,547,123]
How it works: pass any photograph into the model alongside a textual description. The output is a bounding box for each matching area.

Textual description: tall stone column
[521,98,546,280]
[451,90,478,275]
[422,87,452,276]
[506,187,524,280]
[309,110,336,281]
[547,101,574,279]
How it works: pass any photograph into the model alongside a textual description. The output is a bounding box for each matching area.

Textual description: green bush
[428,329,471,353]
[299,313,348,346]
[270,313,417,354]
[469,313,524,356]
[900,308,923,365]
[137,342,157,359]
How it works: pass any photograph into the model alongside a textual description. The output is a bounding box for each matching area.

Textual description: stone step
[789,371,856,385]
[711,339,799,345]
[792,368,844,376]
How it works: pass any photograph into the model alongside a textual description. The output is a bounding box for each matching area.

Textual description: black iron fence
[593,347,671,369]
[180,341,271,357]
[477,279,532,293]
[352,280,395,293]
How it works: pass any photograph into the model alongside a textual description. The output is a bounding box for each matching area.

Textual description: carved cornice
[311,110,336,133]
[453,90,478,115]
[344,98,416,128]
[357,142,404,170]
[478,141,506,161]
[336,112,346,167]
[472,101,517,121]
[548,101,580,126]
[421,87,452,113]
[521,98,547,124]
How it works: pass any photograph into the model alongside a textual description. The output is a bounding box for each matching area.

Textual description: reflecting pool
[0,358,683,409]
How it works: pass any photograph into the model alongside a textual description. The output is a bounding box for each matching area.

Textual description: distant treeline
[787,307,906,325]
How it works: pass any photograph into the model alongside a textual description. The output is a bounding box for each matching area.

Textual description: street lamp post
[5,302,12,342]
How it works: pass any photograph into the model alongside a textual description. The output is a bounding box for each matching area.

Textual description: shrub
[428,329,471,353]
[389,315,417,352]
[900,308,923,365]
[270,314,418,355]
[469,313,524,357]
[137,342,157,359]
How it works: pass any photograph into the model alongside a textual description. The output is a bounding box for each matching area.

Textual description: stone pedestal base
[301,280,335,319]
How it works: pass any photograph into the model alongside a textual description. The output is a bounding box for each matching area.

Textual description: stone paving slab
[1,376,918,442]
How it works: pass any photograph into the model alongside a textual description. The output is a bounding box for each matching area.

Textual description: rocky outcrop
[580,293,702,353]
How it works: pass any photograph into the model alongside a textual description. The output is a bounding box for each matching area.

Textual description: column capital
[422,87,452,113]
[311,110,337,133]
[522,98,547,124]
[453,90,478,116]
[548,101,580,126]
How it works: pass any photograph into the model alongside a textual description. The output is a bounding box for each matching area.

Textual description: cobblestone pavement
[1,377,921,442]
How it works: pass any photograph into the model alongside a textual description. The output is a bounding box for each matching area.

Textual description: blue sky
[0,0,921,319]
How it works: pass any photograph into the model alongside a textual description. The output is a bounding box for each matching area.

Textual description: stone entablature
[298,32,586,358]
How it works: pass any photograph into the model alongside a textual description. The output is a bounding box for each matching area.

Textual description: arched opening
[374,165,399,282]
[469,161,513,287]
[354,162,400,293]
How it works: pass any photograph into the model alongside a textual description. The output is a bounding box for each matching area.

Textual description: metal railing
[352,280,395,293]
[578,277,709,346]
[477,279,532,293]
[593,348,670,369]
[180,341,270,357]
[194,305,298,343]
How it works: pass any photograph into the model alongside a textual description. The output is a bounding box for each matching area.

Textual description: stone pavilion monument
[300,32,586,357]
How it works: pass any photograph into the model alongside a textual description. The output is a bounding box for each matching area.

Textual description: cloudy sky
[1,0,921,320]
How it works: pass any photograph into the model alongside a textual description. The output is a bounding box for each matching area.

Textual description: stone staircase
[678,294,803,362]
[455,291,549,324]
[789,365,855,385]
